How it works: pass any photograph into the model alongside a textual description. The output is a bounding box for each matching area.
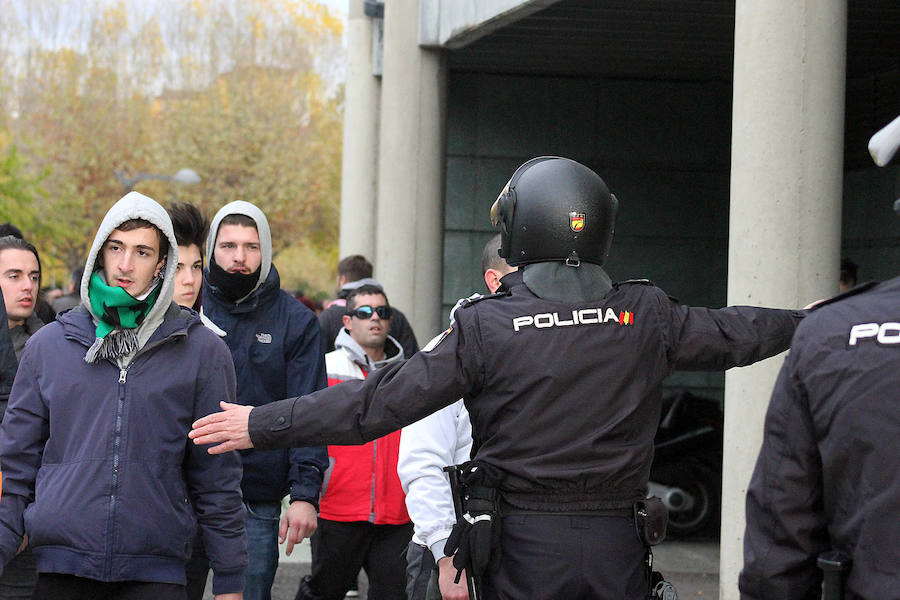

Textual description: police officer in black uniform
[193,156,806,600]
[739,116,900,600]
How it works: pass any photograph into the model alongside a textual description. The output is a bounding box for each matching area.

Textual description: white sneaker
[345,591,359,598]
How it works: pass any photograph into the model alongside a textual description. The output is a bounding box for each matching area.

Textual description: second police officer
[192,156,807,600]
[739,115,900,600]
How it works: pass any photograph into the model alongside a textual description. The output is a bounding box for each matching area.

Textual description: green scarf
[85,271,161,363]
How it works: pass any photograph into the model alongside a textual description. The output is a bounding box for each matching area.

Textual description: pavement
[204,537,720,599]
[653,539,720,599]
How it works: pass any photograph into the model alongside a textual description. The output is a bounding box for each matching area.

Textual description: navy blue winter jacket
[203,265,328,504]
[0,304,247,593]
[0,293,16,411]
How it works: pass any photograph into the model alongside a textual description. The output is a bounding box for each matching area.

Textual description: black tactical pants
[482,513,647,600]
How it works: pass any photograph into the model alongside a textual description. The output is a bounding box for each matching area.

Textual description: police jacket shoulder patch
[459,290,510,309]
[448,290,510,328]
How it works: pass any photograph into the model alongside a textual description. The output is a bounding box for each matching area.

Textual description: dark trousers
[482,514,647,600]
[184,533,209,600]
[0,544,37,599]
[297,519,412,600]
[32,574,188,600]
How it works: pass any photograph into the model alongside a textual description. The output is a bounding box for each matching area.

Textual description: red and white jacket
[318,329,410,525]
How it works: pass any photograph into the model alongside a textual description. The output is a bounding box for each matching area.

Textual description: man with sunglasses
[296,284,411,600]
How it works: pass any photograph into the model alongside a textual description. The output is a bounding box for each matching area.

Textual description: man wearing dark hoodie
[0,192,247,599]
[202,201,328,600]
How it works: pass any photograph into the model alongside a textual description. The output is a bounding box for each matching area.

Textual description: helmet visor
[491,183,511,228]
[490,196,502,227]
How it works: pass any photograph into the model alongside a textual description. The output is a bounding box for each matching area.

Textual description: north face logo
[256,333,273,344]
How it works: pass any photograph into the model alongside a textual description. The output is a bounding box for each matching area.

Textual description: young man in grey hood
[202,200,327,600]
[0,191,247,599]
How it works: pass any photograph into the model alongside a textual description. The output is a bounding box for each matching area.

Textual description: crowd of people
[0,120,898,600]
[0,192,499,600]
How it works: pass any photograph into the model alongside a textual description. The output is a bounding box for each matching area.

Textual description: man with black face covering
[203,201,328,600]
[194,158,807,600]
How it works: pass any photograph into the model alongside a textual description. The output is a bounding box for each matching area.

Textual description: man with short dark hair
[0,191,247,599]
[335,255,373,284]
[203,201,328,600]
[838,257,858,293]
[297,284,411,600]
[399,234,515,600]
[0,234,44,598]
[0,236,43,365]
[318,255,419,357]
[0,226,54,324]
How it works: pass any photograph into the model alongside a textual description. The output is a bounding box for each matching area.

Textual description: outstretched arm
[670,301,805,371]
[193,322,479,453]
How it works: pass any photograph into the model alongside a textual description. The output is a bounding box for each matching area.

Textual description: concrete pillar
[720,2,847,598]
[339,0,381,260]
[374,0,447,341]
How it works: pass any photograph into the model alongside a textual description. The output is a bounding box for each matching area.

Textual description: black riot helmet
[490,156,618,267]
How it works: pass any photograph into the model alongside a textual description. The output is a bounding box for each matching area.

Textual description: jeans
[244,501,282,600]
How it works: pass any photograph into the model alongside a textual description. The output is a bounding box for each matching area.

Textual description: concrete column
[720,2,846,598]
[374,0,447,341]
[339,0,381,260]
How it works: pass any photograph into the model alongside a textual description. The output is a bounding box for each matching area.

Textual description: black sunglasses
[347,305,393,320]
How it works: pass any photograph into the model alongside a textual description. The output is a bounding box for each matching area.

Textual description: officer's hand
[189,402,254,454]
[438,556,469,600]
[280,500,318,556]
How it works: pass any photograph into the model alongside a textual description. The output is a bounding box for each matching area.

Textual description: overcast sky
[318,0,347,21]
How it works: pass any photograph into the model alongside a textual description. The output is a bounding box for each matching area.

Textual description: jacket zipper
[105,363,130,579]
[101,335,182,578]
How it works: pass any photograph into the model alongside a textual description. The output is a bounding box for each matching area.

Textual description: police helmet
[490,156,618,267]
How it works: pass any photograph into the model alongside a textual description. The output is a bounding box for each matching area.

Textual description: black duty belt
[498,499,632,517]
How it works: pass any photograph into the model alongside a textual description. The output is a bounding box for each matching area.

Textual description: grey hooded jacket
[203,200,328,505]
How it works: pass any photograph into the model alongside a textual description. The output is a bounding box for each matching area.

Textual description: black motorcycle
[649,390,723,538]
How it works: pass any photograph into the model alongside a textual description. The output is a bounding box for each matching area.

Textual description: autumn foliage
[0,0,344,297]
